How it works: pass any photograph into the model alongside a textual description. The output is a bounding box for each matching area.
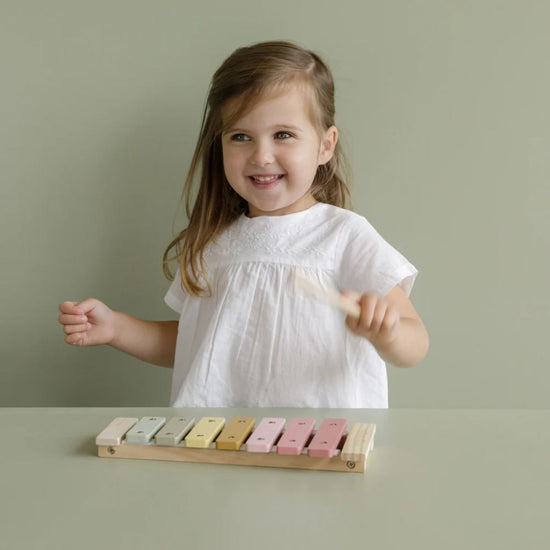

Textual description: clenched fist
[58,299,116,347]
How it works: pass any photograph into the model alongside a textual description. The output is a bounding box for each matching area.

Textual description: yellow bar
[216,417,255,450]
[184,417,225,448]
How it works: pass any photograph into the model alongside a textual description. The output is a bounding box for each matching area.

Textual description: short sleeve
[338,214,418,297]
[164,269,186,313]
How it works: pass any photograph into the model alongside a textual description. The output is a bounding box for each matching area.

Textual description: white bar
[95,417,138,446]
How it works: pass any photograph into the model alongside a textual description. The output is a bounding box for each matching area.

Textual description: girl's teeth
[253,175,279,182]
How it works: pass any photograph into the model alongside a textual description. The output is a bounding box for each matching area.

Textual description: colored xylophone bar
[96,415,376,473]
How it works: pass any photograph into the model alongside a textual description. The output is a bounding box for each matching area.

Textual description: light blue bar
[125,417,166,444]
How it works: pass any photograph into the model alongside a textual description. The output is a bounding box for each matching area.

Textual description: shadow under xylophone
[96,415,376,473]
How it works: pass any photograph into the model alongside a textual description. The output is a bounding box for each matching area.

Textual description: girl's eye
[275,131,292,139]
[230,133,250,142]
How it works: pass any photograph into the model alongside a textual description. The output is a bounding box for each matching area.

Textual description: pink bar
[246,417,286,453]
[277,418,316,455]
[307,418,347,458]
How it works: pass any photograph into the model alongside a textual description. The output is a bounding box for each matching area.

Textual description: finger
[58,313,88,326]
[346,313,359,330]
[65,332,86,346]
[358,294,377,331]
[64,323,91,335]
[74,298,100,315]
[59,301,84,315]
[370,302,389,334]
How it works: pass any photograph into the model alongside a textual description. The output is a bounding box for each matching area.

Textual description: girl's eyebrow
[223,124,303,134]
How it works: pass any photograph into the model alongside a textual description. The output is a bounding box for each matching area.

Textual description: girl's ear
[318,126,339,165]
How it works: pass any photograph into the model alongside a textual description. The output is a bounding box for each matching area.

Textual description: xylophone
[96,415,376,473]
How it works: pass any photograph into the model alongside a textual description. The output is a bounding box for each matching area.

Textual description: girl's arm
[345,285,429,367]
[58,299,178,367]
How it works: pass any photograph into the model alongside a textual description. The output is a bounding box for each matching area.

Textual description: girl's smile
[249,174,284,188]
[221,85,338,217]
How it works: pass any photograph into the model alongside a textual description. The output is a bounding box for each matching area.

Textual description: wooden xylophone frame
[97,420,376,473]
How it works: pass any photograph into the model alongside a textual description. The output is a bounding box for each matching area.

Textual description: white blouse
[165,202,417,408]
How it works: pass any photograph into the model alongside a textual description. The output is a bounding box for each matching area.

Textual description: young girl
[59,41,429,408]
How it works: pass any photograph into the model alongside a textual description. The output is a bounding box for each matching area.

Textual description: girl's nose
[250,141,274,166]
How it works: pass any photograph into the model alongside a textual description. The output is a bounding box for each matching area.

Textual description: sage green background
[1,1,548,407]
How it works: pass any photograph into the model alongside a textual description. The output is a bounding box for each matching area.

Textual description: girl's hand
[344,292,401,351]
[58,299,116,347]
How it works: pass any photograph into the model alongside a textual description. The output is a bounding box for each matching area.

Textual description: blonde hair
[163,41,351,295]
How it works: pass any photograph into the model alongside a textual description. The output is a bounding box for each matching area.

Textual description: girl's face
[221,85,338,217]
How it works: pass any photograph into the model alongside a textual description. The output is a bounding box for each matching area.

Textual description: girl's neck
[246,193,318,218]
